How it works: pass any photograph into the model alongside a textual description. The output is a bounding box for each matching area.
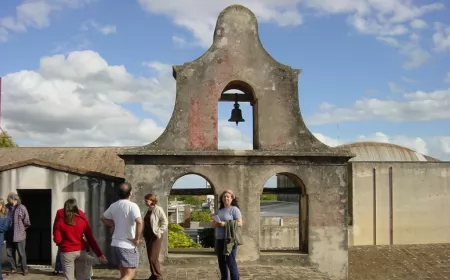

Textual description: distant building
[277,141,450,246]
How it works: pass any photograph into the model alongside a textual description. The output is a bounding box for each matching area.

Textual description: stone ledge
[164,250,309,267]
[119,149,354,158]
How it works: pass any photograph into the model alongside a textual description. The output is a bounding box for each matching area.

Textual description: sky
[0,0,449,189]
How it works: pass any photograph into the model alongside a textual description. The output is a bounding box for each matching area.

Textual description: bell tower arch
[219,80,259,149]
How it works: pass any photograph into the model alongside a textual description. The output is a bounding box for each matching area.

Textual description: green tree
[0,130,18,147]
[169,195,203,207]
[190,209,211,222]
[168,223,201,248]
[260,194,277,201]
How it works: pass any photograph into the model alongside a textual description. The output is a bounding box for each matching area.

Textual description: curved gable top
[135,4,349,155]
[337,142,439,162]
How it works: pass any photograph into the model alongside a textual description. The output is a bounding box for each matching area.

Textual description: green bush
[260,194,277,201]
[168,223,201,248]
[198,228,215,248]
[190,209,212,222]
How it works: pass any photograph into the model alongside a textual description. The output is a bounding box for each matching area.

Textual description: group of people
[51,183,169,280]
[0,184,244,280]
[0,193,31,279]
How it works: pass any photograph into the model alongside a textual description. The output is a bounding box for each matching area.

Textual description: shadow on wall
[60,175,123,265]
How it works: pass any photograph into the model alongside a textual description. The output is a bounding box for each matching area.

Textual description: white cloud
[1,50,175,146]
[137,0,444,49]
[377,33,430,69]
[410,19,428,29]
[218,121,253,150]
[433,22,450,52]
[172,35,189,48]
[445,72,450,84]
[138,0,303,48]
[388,82,405,94]
[0,0,95,42]
[82,20,117,35]
[401,76,418,84]
[307,88,450,125]
[314,132,450,160]
[1,50,255,150]
[356,132,428,155]
[437,137,450,155]
[313,133,343,147]
[51,34,91,54]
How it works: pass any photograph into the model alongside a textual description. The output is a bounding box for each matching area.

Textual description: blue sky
[0,0,450,188]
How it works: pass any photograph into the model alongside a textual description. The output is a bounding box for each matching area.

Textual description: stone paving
[349,243,450,280]
[2,244,450,279]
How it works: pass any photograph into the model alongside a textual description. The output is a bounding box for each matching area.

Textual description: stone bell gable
[137,5,338,154]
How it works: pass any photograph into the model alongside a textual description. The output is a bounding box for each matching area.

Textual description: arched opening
[218,80,258,150]
[261,173,308,254]
[167,174,217,256]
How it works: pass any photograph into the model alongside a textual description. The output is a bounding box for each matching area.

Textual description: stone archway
[119,4,353,280]
[260,172,308,253]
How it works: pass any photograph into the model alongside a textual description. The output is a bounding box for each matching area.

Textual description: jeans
[6,240,27,272]
[216,239,239,280]
[0,243,3,280]
[55,246,62,272]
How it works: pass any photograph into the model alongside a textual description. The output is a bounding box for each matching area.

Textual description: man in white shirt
[101,182,143,280]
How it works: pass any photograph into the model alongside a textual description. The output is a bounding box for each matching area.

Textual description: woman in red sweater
[53,198,107,280]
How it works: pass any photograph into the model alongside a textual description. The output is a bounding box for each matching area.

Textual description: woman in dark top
[143,194,168,280]
[0,198,11,280]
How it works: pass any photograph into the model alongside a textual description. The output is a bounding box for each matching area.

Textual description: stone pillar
[308,165,349,280]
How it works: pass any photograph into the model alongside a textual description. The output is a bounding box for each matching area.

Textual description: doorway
[17,189,52,265]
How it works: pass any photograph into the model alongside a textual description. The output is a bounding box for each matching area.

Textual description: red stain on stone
[267,135,285,149]
[188,98,207,149]
[205,79,220,148]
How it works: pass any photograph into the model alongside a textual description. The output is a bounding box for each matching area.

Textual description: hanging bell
[228,101,245,126]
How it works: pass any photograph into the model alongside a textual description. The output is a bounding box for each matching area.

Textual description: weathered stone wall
[350,161,450,246]
[0,165,121,265]
[260,217,298,250]
[124,157,349,279]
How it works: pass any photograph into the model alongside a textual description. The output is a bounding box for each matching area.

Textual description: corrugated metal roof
[0,147,130,178]
[337,142,439,162]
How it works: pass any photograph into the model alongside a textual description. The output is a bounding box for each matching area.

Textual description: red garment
[53,208,103,257]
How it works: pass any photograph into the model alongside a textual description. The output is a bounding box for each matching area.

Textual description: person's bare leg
[118,266,126,279]
[119,267,136,280]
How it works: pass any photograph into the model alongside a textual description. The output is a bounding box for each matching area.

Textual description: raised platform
[165,249,309,267]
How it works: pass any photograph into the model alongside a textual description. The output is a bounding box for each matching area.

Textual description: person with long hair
[142,193,168,280]
[53,198,107,280]
[0,199,11,280]
[212,190,243,280]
